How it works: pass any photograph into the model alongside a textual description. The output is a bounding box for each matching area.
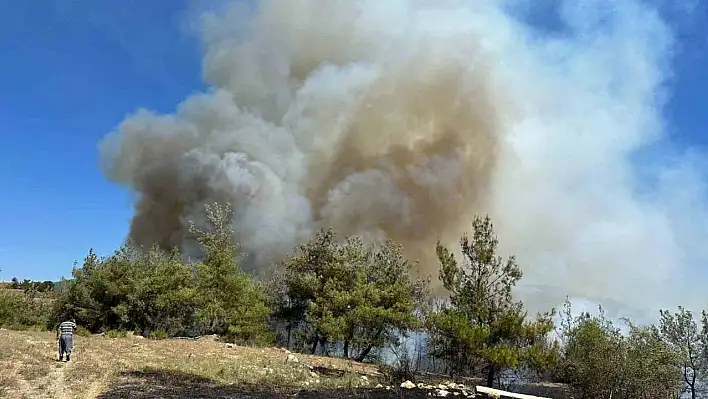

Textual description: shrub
[148,329,168,340]
[75,327,91,337]
[106,330,127,339]
[0,289,51,330]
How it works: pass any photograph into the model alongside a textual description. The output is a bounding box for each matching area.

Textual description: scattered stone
[435,389,450,397]
[225,343,234,348]
[375,384,384,388]
[286,354,299,363]
[401,380,416,389]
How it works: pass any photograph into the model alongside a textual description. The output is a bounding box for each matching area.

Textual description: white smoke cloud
[99,0,708,321]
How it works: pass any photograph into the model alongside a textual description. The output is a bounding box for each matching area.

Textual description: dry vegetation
[0,329,424,399]
[0,329,571,399]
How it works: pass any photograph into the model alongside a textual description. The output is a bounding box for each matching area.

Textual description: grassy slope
[0,329,421,398]
[0,329,569,398]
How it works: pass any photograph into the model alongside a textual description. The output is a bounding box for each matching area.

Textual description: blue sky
[0,0,706,282]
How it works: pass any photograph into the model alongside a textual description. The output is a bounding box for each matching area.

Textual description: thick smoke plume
[100,0,708,320]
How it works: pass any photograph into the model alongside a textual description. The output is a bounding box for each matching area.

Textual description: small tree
[427,215,557,387]
[308,237,428,361]
[558,301,682,398]
[624,322,682,397]
[190,202,273,345]
[275,228,339,353]
[659,306,705,399]
[276,229,428,360]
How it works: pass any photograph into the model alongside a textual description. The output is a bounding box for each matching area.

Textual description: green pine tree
[278,229,427,360]
[427,215,557,386]
[190,202,273,345]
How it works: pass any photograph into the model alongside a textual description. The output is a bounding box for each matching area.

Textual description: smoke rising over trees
[98,0,708,317]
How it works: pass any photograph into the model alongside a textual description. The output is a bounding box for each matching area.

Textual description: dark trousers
[58,334,73,360]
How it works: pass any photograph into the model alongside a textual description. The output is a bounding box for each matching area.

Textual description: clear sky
[0,0,706,282]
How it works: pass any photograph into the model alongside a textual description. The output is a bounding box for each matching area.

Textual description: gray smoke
[99,0,708,320]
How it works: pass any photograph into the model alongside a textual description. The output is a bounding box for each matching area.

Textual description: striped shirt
[58,321,77,336]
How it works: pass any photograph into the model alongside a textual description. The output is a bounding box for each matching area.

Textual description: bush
[148,329,168,340]
[106,330,127,339]
[0,289,51,330]
[556,300,682,398]
[75,327,91,337]
[49,203,272,345]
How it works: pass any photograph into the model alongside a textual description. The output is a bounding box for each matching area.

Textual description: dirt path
[46,361,69,399]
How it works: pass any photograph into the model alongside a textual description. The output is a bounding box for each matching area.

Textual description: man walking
[57,318,77,362]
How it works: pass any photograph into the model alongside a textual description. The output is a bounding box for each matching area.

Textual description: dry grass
[0,329,426,398]
[0,329,569,398]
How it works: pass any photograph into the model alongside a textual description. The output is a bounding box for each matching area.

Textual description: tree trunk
[486,364,496,387]
[311,335,319,354]
[355,328,384,362]
[286,324,292,350]
[343,340,350,358]
[355,344,374,362]
[321,338,329,356]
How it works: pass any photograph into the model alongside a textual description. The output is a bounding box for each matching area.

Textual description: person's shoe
[66,355,70,362]
[58,357,63,362]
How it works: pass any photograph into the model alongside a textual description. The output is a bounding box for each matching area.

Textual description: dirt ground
[0,329,568,398]
[0,329,437,398]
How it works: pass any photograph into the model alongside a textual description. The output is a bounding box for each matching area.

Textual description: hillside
[0,329,568,398]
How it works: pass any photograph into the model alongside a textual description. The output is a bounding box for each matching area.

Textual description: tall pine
[427,215,557,386]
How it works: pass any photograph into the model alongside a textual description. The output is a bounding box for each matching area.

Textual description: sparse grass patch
[75,327,91,337]
[105,330,127,339]
[147,329,167,340]
[18,359,50,381]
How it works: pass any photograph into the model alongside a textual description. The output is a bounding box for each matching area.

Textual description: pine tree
[427,215,557,386]
[278,229,427,360]
[190,202,273,345]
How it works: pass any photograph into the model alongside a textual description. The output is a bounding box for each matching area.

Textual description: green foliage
[557,300,682,398]
[189,203,273,346]
[658,306,706,398]
[148,329,168,340]
[75,327,91,337]
[50,244,199,337]
[48,202,272,346]
[106,329,127,339]
[0,289,51,330]
[276,229,427,360]
[426,215,557,387]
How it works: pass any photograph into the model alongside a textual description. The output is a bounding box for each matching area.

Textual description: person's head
[71,318,75,323]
